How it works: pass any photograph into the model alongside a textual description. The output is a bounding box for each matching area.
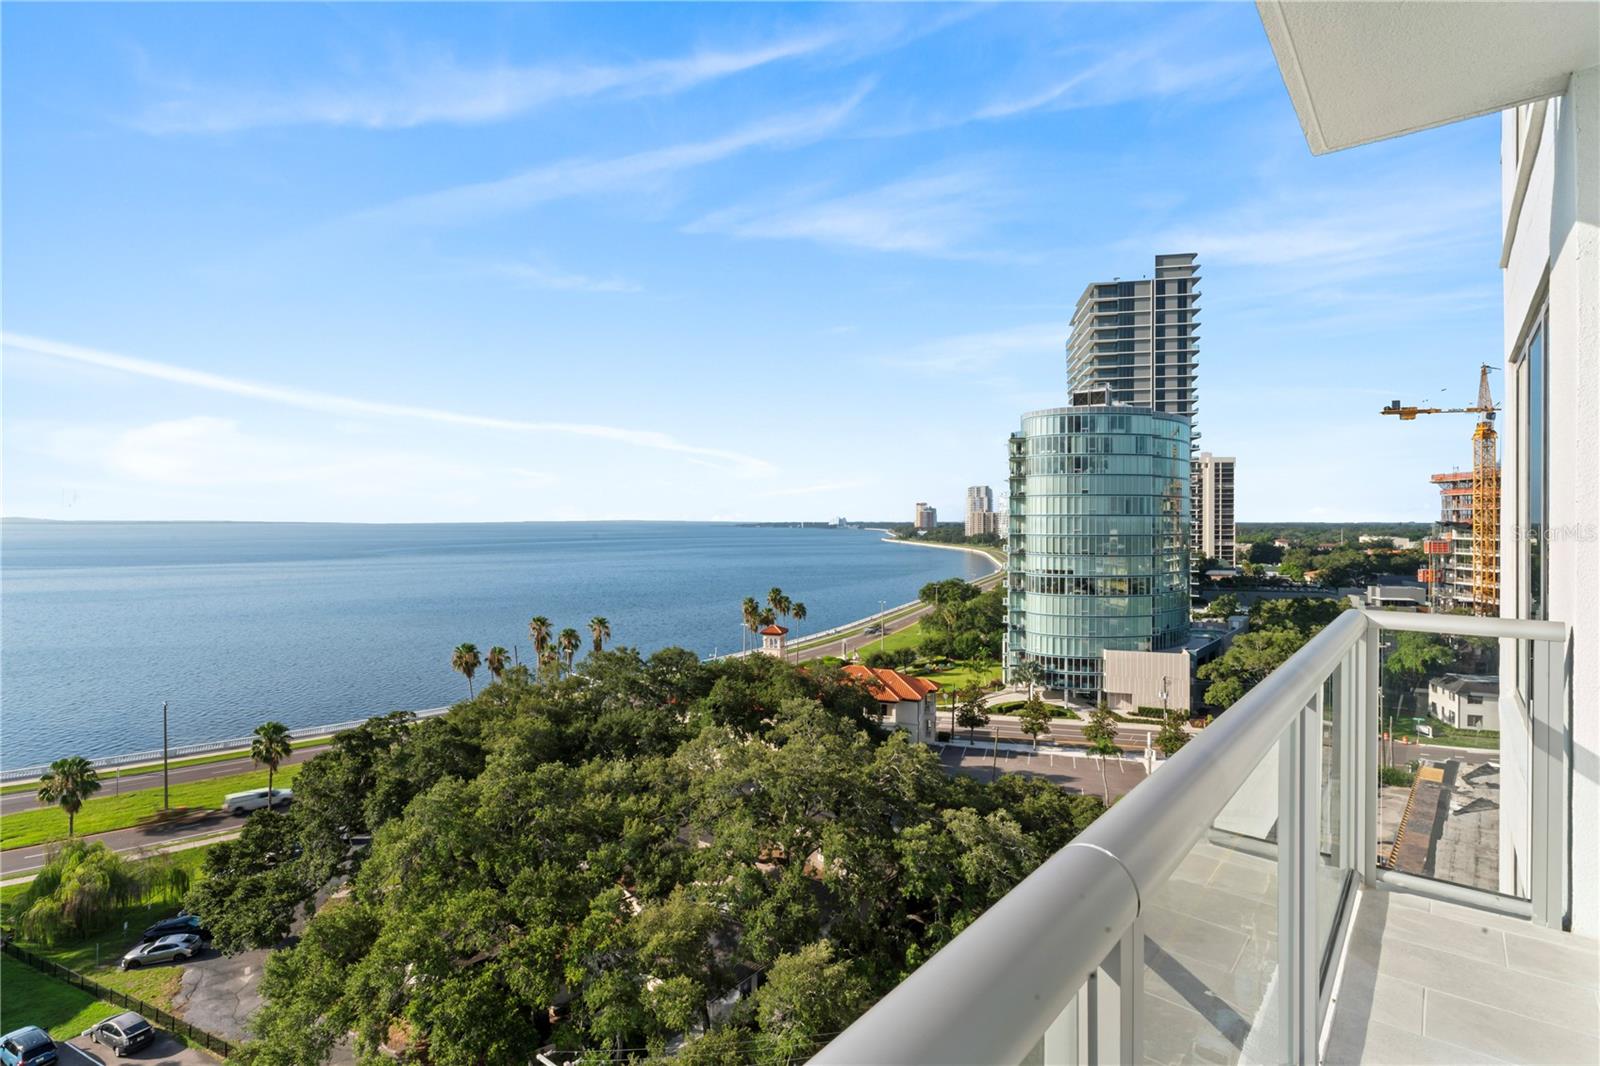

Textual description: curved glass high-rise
[1005,404,1191,698]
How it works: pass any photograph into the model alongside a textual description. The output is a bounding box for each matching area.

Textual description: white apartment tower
[1066,253,1200,421]
[1191,452,1237,566]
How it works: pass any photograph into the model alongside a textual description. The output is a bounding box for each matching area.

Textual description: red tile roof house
[843,664,940,744]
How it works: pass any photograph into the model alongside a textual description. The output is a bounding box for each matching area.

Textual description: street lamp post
[162,701,170,811]
[878,600,886,652]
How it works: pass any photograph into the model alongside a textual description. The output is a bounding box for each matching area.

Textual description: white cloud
[758,478,872,498]
[686,166,1008,257]
[976,17,1269,121]
[890,321,1067,374]
[474,258,640,294]
[134,33,840,133]
[353,88,869,228]
[3,332,774,478]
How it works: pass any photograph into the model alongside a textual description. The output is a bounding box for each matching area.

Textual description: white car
[223,787,293,815]
[120,933,201,969]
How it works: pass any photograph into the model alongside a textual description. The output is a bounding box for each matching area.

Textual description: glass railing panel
[1141,734,1282,1065]
[1375,625,1526,898]
[1317,653,1355,983]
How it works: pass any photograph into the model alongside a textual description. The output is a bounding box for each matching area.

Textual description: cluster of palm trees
[452,616,612,696]
[740,587,807,657]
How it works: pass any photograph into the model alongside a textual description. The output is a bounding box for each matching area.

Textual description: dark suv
[142,911,211,942]
[87,1013,154,1056]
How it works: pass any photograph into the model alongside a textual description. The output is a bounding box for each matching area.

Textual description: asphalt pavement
[1,745,329,817]
[791,568,1005,663]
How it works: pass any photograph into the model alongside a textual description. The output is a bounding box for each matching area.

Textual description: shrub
[11,841,189,945]
[935,731,951,743]
[1379,765,1416,787]
[1132,706,1168,719]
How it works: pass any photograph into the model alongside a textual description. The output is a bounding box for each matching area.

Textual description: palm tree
[767,587,786,620]
[250,721,293,803]
[37,756,102,837]
[452,642,482,697]
[741,597,761,652]
[528,616,553,660]
[486,646,510,681]
[589,616,612,654]
[790,602,807,660]
[558,628,581,669]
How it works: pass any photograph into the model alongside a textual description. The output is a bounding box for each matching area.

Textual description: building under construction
[1422,470,1498,612]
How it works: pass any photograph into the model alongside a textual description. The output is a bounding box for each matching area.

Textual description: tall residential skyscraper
[1005,401,1191,698]
[965,485,998,537]
[1066,253,1200,422]
[914,502,937,531]
[1192,452,1237,566]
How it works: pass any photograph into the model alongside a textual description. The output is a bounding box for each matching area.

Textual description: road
[0,744,331,817]
[1,811,247,877]
[939,743,1150,803]
[792,567,1005,663]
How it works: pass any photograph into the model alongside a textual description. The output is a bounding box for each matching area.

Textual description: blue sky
[2,3,1503,524]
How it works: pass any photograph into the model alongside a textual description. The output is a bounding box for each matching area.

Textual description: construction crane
[1381,364,1499,615]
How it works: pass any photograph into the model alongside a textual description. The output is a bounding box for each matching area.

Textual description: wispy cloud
[352,88,870,229]
[468,257,640,294]
[686,166,1009,258]
[889,321,1067,374]
[134,33,839,133]
[976,17,1269,121]
[4,333,773,477]
[758,478,871,498]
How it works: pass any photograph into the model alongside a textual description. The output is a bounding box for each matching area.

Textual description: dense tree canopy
[1198,598,1352,709]
[214,648,1103,1064]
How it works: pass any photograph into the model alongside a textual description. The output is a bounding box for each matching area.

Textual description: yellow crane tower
[1381,364,1500,615]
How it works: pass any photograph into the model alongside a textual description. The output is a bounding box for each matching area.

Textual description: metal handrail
[816,607,1571,1065]
[815,610,1368,1066]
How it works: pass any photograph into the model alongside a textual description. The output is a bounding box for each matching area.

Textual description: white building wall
[1500,66,1599,932]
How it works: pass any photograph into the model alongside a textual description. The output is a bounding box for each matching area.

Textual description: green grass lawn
[922,661,1003,690]
[0,954,124,1040]
[1391,717,1501,750]
[2,847,212,1013]
[0,734,335,796]
[2,763,304,849]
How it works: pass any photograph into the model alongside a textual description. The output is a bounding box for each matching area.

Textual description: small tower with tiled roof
[759,623,788,658]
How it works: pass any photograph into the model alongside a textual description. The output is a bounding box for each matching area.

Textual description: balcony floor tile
[1325,887,1600,1066]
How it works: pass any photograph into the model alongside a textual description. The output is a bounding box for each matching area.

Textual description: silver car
[120,933,201,969]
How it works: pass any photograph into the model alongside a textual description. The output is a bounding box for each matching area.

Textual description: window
[1513,299,1548,705]
[1468,714,1484,729]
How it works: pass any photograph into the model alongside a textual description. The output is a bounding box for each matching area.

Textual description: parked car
[142,910,211,942]
[223,786,292,815]
[0,1026,58,1066]
[86,1013,154,1056]
[863,624,885,635]
[120,933,201,969]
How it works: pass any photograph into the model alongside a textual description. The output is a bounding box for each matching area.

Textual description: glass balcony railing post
[1084,919,1143,1064]
[1531,632,1572,929]
[1278,699,1320,1064]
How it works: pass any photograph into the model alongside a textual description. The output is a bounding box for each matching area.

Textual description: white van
[223,787,293,815]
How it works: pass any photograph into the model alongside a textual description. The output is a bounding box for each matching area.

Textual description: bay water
[0,520,992,769]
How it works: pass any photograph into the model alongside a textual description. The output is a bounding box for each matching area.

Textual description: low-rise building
[1428,674,1500,732]
[1100,650,1192,716]
[758,623,787,657]
[843,664,940,742]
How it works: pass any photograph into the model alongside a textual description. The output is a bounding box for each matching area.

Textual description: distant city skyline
[3,4,1500,523]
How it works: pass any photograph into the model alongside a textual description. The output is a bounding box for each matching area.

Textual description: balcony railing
[816,609,1572,1066]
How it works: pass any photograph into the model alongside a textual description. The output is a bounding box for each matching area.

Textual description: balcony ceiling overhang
[1257,0,1600,154]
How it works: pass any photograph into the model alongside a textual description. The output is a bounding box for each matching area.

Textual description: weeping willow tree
[13,841,190,945]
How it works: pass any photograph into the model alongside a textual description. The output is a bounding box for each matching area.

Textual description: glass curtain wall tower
[1006,404,1191,698]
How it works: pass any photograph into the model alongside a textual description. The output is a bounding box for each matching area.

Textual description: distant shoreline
[878,535,1004,575]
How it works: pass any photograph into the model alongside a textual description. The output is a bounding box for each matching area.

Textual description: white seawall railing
[0,706,450,784]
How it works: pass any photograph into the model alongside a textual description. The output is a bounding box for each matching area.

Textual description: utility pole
[162,701,170,810]
[879,600,887,652]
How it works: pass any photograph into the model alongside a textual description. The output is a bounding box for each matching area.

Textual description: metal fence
[2,940,237,1057]
[0,707,450,784]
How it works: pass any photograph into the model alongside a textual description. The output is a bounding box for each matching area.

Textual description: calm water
[0,520,991,769]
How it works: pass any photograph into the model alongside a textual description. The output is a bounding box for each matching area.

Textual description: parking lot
[938,742,1151,802]
[57,1030,216,1065]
